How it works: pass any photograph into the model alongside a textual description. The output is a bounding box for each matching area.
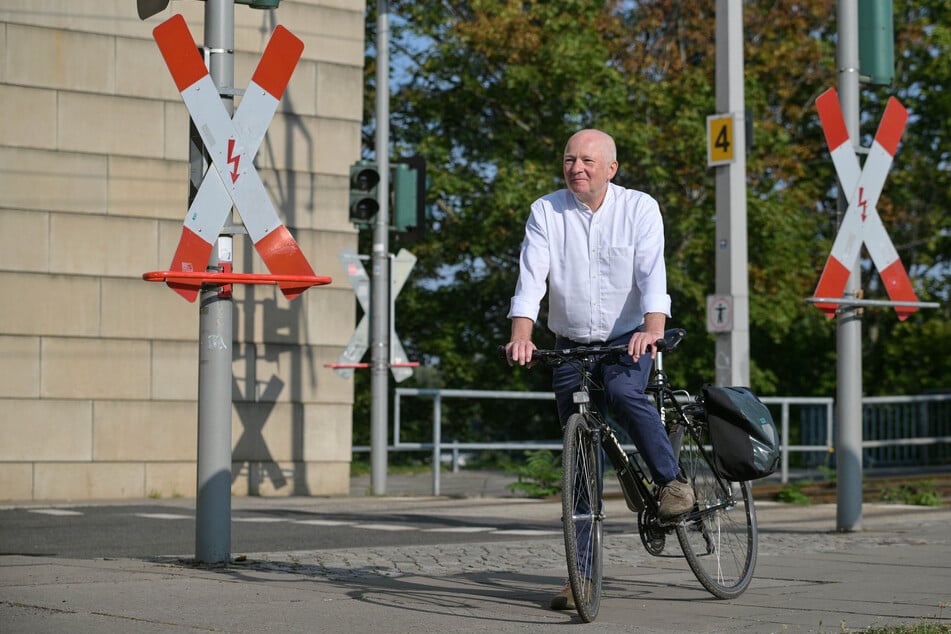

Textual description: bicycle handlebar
[498,328,686,367]
[521,343,633,368]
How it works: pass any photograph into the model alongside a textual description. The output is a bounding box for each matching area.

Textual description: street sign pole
[370,0,391,495]
[196,0,234,564]
[713,0,750,387]
[835,0,863,533]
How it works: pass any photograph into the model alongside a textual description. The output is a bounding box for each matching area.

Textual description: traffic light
[349,160,381,224]
[859,0,894,86]
[392,156,427,237]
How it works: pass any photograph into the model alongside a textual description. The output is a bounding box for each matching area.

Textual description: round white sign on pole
[707,295,733,333]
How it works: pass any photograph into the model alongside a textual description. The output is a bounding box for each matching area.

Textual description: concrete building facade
[0,0,363,500]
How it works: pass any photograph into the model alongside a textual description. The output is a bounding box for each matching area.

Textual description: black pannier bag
[701,385,780,481]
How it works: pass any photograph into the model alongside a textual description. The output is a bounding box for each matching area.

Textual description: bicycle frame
[568,348,660,519]
[551,337,738,520]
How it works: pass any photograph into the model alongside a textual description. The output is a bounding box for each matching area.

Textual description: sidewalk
[2,474,950,633]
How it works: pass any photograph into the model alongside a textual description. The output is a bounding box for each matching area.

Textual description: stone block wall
[0,0,363,500]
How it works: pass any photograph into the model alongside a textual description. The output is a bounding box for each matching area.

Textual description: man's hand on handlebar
[505,339,537,367]
[627,330,664,362]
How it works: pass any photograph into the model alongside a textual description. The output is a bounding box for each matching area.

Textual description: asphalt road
[0,497,579,560]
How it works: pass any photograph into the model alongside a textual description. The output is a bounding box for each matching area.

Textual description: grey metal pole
[370,0,391,495]
[835,0,863,532]
[713,0,750,387]
[195,0,234,563]
[432,393,441,496]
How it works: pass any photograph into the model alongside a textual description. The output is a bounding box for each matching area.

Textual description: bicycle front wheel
[561,413,603,622]
[675,421,757,599]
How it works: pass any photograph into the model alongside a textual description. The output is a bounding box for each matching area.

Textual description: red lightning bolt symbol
[857,186,868,222]
[227,138,240,184]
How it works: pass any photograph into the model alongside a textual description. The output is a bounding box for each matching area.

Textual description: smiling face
[563,130,618,210]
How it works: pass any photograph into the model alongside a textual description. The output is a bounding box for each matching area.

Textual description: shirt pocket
[606,245,635,287]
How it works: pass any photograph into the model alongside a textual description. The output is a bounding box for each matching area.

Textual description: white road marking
[357,523,418,532]
[27,509,559,538]
[422,527,496,533]
[134,513,193,521]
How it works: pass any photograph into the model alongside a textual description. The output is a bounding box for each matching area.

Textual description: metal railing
[861,395,951,466]
[352,389,950,496]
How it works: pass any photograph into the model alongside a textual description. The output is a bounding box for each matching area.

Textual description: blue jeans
[552,330,680,485]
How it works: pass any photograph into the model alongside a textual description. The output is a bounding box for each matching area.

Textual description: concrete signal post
[711,0,750,389]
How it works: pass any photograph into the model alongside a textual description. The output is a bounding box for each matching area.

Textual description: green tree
[351,0,949,450]
[860,0,950,394]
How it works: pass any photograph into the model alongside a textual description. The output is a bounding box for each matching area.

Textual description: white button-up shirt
[508,183,671,343]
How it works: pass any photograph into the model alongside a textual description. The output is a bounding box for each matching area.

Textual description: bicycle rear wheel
[675,420,757,599]
[561,413,603,622]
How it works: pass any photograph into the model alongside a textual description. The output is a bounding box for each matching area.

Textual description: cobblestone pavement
[239,500,951,581]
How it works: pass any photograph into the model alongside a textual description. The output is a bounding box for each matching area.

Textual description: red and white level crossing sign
[154,14,315,302]
[812,87,918,321]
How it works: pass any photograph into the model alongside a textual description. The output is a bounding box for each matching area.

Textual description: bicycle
[502,328,757,623]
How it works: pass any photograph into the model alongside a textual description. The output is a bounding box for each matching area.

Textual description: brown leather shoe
[550,583,575,610]
[550,582,594,611]
[658,477,695,519]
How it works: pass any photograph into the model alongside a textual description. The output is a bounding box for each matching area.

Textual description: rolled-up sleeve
[507,204,550,321]
[635,198,672,317]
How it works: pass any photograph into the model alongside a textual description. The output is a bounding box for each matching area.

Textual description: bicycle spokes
[675,422,757,599]
[562,414,603,622]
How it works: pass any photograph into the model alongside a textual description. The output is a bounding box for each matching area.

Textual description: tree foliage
[352,0,949,449]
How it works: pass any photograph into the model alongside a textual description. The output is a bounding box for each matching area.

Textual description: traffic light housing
[392,156,427,238]
[349,160,381,224]
[859,0,894,86]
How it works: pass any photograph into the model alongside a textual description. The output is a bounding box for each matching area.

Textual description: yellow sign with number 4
[707,114,734,166]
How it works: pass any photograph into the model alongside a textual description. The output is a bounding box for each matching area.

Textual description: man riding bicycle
[503,129,695,611]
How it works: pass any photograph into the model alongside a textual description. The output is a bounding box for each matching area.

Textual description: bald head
[563,129,618,210]
[565,129,617,162]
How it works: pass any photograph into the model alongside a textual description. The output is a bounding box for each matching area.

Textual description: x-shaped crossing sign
[813,88,918,321]
[333,249,416,382]
[154,14,315,302]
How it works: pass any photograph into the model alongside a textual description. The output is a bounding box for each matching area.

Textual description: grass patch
[774,480,812,505]
[506,450,562,498]
[767,470,948,507]
[880,479,943,507]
